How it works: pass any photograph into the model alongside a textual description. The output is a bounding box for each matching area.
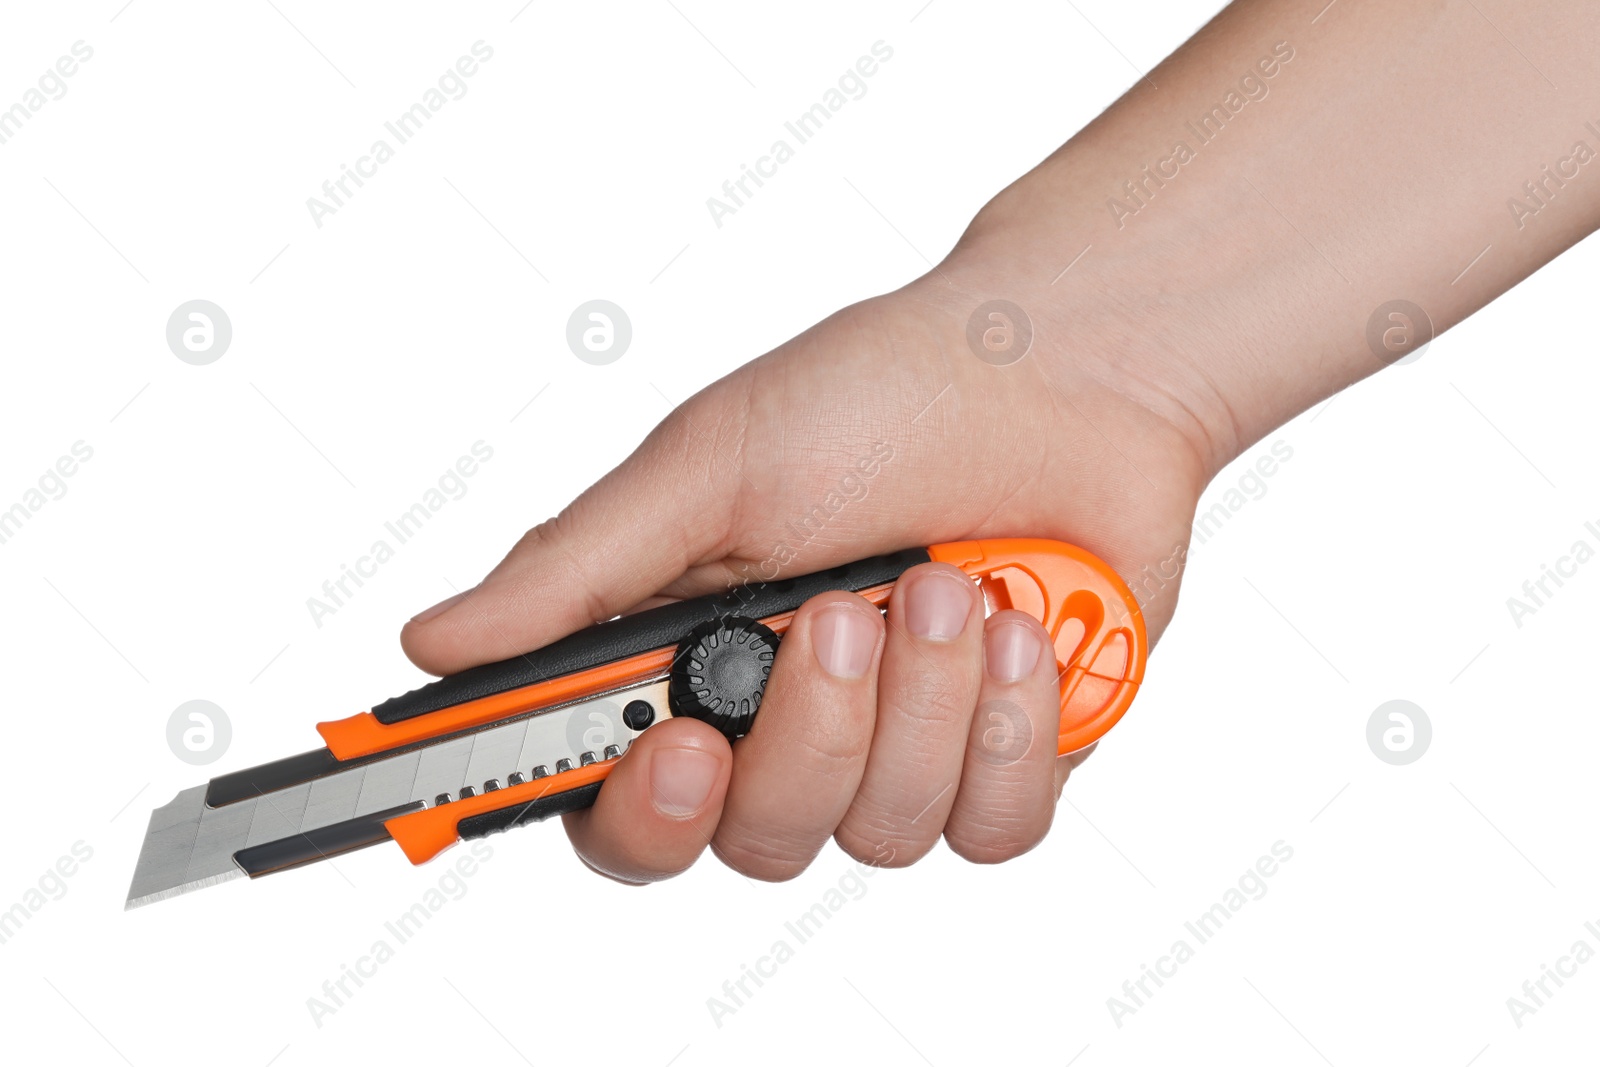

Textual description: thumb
[401,404,738,675]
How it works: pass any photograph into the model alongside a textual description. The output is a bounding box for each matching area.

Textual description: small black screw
[624,699,656,730]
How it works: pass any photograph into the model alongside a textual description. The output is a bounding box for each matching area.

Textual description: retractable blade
[126,539,1148,910]
[125,679,669,909]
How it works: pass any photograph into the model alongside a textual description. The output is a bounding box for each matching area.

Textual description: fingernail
[986,620,1043,683]
[906,570,974,640]
[411,589,471,623]
[811,605,877,679]
[651,746,721,816]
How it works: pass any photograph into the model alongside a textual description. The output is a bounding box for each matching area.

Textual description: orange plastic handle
[928,538,1147,756]
[383,538,1146,864]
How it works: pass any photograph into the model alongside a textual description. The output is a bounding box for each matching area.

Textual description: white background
[1,1,1597,1064]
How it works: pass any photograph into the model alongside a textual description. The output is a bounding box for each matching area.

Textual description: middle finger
[835,562,985,865]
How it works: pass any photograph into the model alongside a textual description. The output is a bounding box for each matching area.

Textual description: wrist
[923,179,1255,485]
[929,130,1398,486]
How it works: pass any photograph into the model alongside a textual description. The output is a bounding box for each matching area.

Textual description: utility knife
[126,538,1147,909]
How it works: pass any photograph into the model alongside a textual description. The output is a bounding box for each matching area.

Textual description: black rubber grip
[373,547,930,725]
[207,747,346,809]
[234,802,424,877]
[456,783,605,838]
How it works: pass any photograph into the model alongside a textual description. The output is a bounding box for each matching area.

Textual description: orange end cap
[929,538,1148,755]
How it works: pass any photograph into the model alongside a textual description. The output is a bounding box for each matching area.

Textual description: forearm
[940,0,1600,477]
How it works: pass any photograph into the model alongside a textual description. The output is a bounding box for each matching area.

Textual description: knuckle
[785,716,872,772]
[657,391,750,487]
[944,808,1049,865]
[518,514,609,623]
[712,827,820,882]
[834,813,934,869]
[885,674,974,732]
[947,836,1031,865]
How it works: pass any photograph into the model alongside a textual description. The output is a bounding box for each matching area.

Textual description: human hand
[399,262,1212,882]
[402,0,1600,883]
